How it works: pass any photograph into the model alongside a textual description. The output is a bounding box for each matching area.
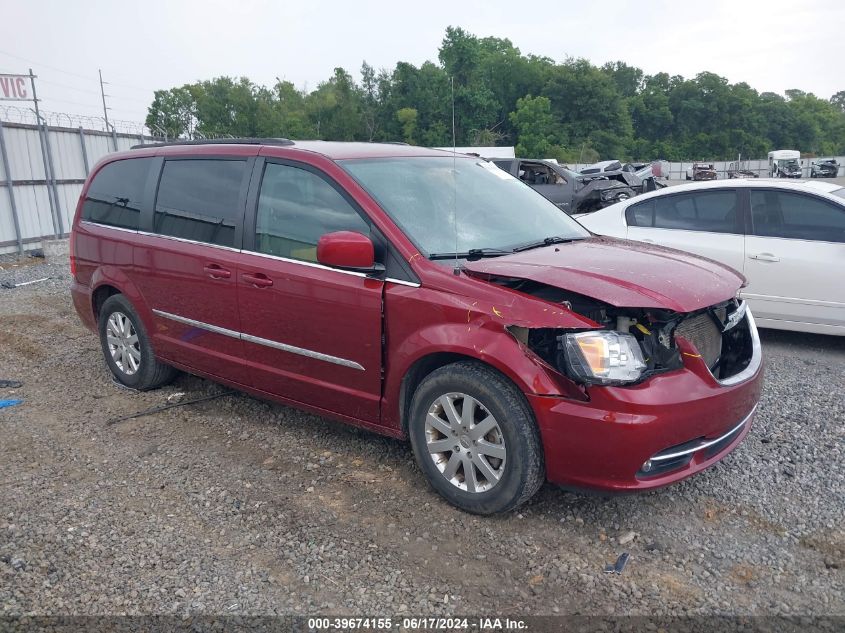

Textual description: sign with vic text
[0,74,32,101]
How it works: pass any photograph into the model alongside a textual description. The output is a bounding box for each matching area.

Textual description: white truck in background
[768,149,802,178]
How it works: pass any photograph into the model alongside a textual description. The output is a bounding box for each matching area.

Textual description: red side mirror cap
[317,231,375,270]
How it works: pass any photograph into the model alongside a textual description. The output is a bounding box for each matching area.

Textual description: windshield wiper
[428,247,512,261]
[512,236,583,252]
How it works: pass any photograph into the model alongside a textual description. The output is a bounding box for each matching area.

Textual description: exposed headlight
[562,331,646,385]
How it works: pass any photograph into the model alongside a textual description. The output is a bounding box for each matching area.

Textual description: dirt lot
[0,259,843,619]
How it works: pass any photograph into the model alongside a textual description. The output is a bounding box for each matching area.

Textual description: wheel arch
[398,352,537,439]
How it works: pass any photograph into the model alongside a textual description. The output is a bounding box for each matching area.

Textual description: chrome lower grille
[675,313,722,368]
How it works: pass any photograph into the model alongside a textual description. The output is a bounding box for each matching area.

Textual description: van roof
[129,138,457,160]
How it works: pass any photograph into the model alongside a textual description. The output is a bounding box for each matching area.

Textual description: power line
[0,49,157,93]
[0,49,95,81]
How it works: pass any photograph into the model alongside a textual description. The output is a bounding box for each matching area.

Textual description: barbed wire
[0,104,151,136]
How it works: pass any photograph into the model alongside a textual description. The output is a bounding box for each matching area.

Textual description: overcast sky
[2,0,842,127]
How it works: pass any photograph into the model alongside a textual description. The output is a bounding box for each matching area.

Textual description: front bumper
[530,314,763,492]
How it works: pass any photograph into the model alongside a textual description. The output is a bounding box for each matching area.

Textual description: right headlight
[561,331,646,385]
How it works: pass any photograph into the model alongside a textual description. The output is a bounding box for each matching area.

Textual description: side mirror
[317,231,382,273]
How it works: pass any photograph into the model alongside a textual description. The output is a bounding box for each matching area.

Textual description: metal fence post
[42,123,64,235]
[78,126,90,175]
[111,127,119,152]
[34,117,59,238]
[0,120,24,254]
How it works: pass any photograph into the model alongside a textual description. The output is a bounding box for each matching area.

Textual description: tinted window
[82,158,152,230]
[751,189,845,242]
[154,160,245,247]
[626,199,654,227]
[254,163,369,262]
[651,190,738,233]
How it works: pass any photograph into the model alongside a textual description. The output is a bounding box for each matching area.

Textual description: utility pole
[29,67,62,237]
[99,69,118,151]
[99,68,111,132]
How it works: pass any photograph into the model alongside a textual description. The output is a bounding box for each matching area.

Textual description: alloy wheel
[106,311,141,375]
[424,393,507,493]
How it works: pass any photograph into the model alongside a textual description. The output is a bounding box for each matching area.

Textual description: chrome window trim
[152,309,365,371]
[716,308,762,386]
[240,249,368,278]
[385,277,421,288]
[81,221,422,286]
[80,220,139,234]
[136,230,242,253]
[649,404,757,462]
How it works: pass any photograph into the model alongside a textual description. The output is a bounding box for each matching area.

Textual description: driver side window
[254,163,370,262]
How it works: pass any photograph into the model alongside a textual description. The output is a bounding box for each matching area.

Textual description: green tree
[509,95,557,157]
[396,107,418,144]
[145,86,197,138]
[543,59,632,158]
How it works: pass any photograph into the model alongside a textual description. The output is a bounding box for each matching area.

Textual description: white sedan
[576,179,845,335]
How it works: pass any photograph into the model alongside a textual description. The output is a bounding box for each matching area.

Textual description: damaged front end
[500,278,755,390]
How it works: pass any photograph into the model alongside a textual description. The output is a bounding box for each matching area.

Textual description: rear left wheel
[98,294,177,390]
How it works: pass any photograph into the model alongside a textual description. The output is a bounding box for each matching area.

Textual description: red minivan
[70,139,763,514]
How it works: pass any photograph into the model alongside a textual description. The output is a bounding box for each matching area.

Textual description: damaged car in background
[72,141,762,516]
[811,158,840,178]
[687,162,718,181]
[492,158,641,214]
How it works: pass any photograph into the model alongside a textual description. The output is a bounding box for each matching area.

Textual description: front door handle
[242,272,273,288]
[203,264,231,279]
[749,253,780,262]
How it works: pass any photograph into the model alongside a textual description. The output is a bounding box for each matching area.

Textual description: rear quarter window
[82,158,152,230]
[652,190,739,233]
[625,200,654,227]
[153,159,246,248]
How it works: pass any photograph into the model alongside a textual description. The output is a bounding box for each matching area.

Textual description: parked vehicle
[686,163,718,181]
[580,160,624,176]
[577,179,845,335]
[811,159,840,178]
[580,159,662,193]
[769,150,802,178]
[71,139,762,514]
[727,161,759,179]
[492,158,637,214]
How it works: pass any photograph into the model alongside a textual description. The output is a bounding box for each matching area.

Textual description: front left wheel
[408,361,545,515]
[98,294,177,390]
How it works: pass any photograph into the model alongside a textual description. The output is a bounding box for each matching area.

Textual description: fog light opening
[641,459,654,473]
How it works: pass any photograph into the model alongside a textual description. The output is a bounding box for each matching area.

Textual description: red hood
[463,237,744,313]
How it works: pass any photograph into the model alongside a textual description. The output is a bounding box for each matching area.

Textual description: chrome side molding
[152,309,365,371]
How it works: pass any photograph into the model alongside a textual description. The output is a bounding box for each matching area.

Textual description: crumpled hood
[463,236,744,313]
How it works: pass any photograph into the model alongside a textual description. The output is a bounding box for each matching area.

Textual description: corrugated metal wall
[0,120,150,255]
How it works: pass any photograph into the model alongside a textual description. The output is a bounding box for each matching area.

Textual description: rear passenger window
[626,200,654,227]
[751,190,845,242]
[651,190,738,233]
[82,158,152,230]
[253,163,369,262]
[154,160,246,247]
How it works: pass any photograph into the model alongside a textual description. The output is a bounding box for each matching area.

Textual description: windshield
[340,157,590,256]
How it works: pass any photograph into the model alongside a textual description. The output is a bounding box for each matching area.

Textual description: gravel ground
[0,256,843,619]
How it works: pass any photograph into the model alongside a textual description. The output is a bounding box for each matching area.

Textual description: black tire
[98,294,177,390]
[408,361,544,515]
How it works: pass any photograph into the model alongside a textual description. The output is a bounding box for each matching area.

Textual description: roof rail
[131,138,295,150]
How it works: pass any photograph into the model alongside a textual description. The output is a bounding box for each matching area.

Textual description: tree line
[146,26,845,162]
